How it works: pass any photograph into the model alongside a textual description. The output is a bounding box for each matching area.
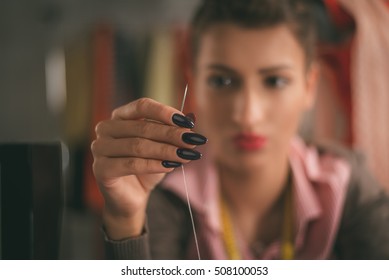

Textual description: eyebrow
[206,64,293,75]
[206,64,237,74]
[259,65,293,74]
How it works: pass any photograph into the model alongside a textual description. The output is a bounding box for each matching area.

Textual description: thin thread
[180,83,201,260]
[181,166,201,260]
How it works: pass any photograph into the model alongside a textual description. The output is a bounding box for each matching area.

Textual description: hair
[190,0,317,67]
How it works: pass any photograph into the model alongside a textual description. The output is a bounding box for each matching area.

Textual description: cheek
[196,92,228,132]
[273,86,307,138]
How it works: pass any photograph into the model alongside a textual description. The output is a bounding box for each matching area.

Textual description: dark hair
[190,0,317,67]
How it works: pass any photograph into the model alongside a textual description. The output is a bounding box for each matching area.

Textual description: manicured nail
[172,114,194,129]
[176,148,202,160]
[162,161,182,168]
[182,132,207,145]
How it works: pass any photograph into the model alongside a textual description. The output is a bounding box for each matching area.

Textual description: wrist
[102,208,146,240]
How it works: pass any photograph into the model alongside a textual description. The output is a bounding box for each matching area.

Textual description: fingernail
[177,148,202,160]
[162,161,182,168]
[182,132,207,145]
[172,114,194,129]
[185,113,196,124]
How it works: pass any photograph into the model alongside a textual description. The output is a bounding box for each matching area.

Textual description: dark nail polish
[182,132,208,145]
[172,114,194,129]
[162,161,182,168]
[177,148,202,160]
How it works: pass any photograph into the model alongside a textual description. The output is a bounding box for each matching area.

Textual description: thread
[180,84,201,260]
[181,166,201,260]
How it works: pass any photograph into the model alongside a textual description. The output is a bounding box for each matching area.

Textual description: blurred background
[0,0,388,259]
[0,0,200,259]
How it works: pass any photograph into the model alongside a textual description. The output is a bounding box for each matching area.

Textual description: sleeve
[334,152,389,259]
[102,187,191,259]
[147,187,192,259]
[103,224,151,260]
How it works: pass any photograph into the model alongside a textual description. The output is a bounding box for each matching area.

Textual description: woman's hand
[91,98,206,240]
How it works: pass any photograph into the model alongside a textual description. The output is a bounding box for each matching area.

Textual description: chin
[220,151,268,173]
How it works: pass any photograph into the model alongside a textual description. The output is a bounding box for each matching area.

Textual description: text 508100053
[214,266,269,276]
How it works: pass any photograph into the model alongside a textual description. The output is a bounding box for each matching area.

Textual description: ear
[304,62,319,110]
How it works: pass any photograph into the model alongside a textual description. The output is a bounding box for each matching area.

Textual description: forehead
[196,23,305,71]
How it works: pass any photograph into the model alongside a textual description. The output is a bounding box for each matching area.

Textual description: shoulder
[308,140,389,259]
[308,139,387,205]
[299,139,389,258]
[306,138,361,167]
[305,139,388,219]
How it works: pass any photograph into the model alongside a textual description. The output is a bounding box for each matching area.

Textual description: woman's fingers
[111,98,194,128]
[92,98,206,193]
[95,119,207,147]
[96,119,187,143]
[92,137,201,163]
[93,156,178,182]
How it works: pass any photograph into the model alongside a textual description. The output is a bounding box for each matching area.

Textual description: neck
[219,155,289,213]
[217,153,290,243]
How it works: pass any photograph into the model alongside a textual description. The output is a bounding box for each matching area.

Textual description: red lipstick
[233,133,267,151]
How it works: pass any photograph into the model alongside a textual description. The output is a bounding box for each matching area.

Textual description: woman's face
[194,23,317,171]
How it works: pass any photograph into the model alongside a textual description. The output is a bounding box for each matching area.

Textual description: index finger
[111,98,194,128]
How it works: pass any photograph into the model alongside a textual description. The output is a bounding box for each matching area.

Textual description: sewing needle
[180,84,188,112]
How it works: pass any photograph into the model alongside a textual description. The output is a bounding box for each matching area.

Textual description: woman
[91,0,389,259]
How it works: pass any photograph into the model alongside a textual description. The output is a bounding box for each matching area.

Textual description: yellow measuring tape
[220,196,241,259]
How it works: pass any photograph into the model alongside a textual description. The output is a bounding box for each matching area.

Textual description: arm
[103,187,191,260]
[91,98,204,258]
[147,188,192,259]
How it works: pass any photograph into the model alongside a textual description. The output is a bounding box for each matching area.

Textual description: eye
[207,75,236,89]
[264,76,289,89]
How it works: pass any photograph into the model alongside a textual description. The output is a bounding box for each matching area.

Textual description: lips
[233,133,267,151]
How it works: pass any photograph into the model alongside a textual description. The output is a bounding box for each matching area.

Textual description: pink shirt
[162,137,351,259]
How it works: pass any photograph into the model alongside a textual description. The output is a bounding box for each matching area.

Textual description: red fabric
[338,0,389,188]
[323,0,354,29]
[83,24,115,212]
[318,41,353,145]
[313,0,355,145]
[322,0,389,148]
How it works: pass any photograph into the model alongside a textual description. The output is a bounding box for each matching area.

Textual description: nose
[232,84,265,127]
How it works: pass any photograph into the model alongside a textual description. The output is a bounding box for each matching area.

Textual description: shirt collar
[289,137,323,248]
